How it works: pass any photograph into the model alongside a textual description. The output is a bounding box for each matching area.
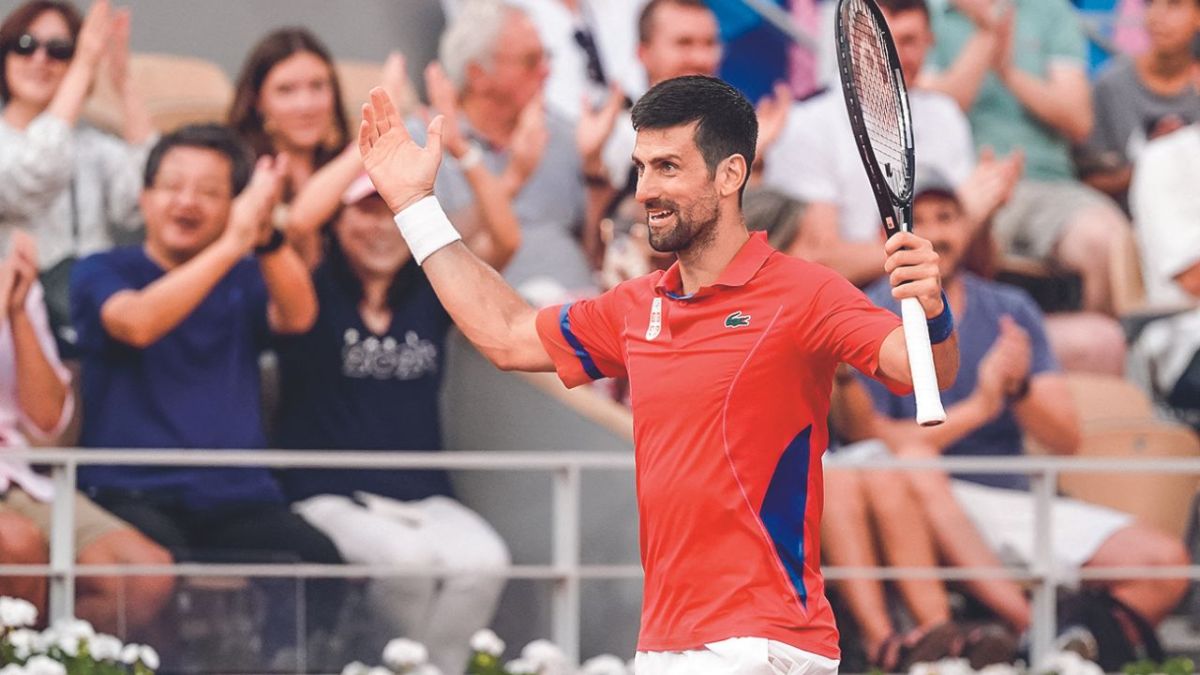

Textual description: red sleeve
[535,290,628,389]
[808,273,911,396]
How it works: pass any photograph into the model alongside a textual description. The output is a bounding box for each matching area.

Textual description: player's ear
[716,154,748,199]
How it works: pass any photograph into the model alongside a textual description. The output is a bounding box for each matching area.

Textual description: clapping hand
[359,87,445,214]
[225,154,288,253]
[507,92,548,190]
[1,231,39,324]
[976,315,1031,409]
[577,83,625,168]
[755,82,793,161]
[105,7,132,93]
[424,60,470,159]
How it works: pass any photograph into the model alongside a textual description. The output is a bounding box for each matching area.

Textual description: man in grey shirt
[421,0,593,298]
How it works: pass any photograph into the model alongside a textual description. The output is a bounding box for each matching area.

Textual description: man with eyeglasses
[418,0,595,301]
[68,124,345,665]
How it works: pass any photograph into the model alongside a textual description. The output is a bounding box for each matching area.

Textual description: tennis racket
[835,0,946,426]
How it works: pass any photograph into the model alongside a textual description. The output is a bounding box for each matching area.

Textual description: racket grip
[900,296,947,426]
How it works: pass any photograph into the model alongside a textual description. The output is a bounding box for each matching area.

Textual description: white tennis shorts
[634,637,839,675]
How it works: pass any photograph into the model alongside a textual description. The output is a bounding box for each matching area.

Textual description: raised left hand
[884,231,944,319]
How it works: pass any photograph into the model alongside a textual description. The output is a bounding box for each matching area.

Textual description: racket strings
[846,1,910,195]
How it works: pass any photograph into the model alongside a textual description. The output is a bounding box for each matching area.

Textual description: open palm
[358,87,444,214]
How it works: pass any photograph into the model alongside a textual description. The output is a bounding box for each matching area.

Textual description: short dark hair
[631,75,758,199]
[0,0,82,102]
[144,124,254,196]
[875,0,930,21]
[637,0,711,45]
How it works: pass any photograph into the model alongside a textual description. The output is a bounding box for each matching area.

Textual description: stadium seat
[1110,223,1148,317]
[1065,372,1157,427]
[1059,419,1200,539]
[83,53,234,134]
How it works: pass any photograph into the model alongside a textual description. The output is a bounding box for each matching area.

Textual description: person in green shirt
[924,0,1128,315]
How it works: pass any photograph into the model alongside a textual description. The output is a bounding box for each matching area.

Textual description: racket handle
[900,296,947,426]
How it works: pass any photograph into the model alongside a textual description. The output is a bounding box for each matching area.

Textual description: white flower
[54,635,79,658]
[504,658,537,675]
[367,668,393,675]
[908,659,974,675]
[7,628,39,660]
[49,617,94,640]
[0,665,27,675]
[22,656,65,675]
[138,645,161,670]
[0,597,37,628]
[382,638,428,669]
[1037,650,1104,675]
[120,643,160,669]
[340,661,371,675]
[977,665,1021,675]
[520,640,569,675]
[410,667,443,675]
[88,633,124,661]
[469,628,505,657]
[579,654,629,675]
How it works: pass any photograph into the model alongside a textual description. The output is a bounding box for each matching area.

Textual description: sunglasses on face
[10,34,75,61]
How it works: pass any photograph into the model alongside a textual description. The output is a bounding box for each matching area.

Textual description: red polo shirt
[535,233,906,658]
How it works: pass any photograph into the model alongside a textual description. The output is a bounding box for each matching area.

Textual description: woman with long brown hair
[228,27,349,200]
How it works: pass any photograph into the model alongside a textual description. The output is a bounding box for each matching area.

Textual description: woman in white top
[0,230,172,640]
[0,0,154,343]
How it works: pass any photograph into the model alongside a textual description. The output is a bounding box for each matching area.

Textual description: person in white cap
[273,171,518,675]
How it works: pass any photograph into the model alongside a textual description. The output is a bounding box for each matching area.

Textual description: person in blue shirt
[860,169,1189,660]
[275,106,520,672]
[68,123,343,662]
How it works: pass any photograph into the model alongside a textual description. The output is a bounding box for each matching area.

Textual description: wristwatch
[254,228,286,256]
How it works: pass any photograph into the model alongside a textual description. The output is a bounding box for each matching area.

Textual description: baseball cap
[342,173,380,205]
[912,166,959,204]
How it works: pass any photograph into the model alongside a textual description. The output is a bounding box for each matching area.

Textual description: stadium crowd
[0,0,1197,672]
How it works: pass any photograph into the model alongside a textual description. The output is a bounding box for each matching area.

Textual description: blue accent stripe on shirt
[558,303,604,381]
[760,426,813,607]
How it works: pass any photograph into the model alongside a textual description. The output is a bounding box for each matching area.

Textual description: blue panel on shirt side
[760,425,812,607]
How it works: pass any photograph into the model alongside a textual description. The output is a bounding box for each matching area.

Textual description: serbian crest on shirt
[341,329,438,380]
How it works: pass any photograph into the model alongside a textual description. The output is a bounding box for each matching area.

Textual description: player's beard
[645,190,720,254]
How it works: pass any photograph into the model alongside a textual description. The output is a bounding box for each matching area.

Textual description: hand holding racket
[836,0,947,425]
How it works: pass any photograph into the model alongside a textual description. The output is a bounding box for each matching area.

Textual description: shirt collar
[654,232,775,299]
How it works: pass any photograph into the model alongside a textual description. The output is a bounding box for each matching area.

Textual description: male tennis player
[359,75,958,675]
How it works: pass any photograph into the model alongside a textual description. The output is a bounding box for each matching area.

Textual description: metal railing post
[1029,466,1058,669]
[48,458,77,623]
[551,464,582,665]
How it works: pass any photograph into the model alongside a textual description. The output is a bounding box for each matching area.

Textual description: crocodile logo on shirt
[724,311,751,328]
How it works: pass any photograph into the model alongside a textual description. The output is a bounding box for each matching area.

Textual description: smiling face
[632,122,724,254]
[256,50,337,154]
[912,191,967,281]
[141,146,234,264]
[638,2,722,85]
[4,9,72,110]
[335,194,411,280]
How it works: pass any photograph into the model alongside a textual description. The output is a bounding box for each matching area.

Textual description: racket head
[835,0,916,237]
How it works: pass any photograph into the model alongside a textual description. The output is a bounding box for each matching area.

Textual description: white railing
[6,449,1200,670]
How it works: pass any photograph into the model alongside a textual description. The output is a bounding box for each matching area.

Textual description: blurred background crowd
[0,0,1199,672]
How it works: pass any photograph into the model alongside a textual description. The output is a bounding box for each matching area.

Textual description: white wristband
[393,196,462,265]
